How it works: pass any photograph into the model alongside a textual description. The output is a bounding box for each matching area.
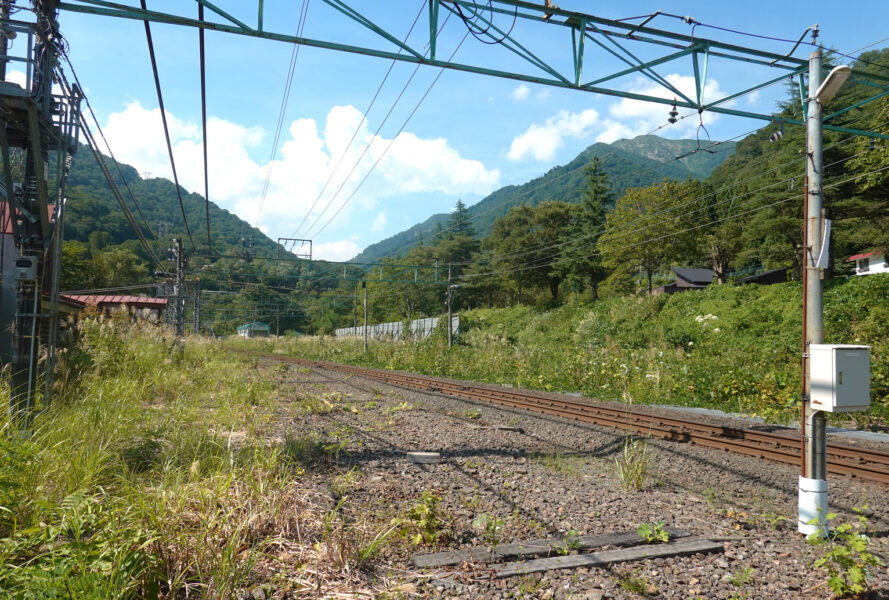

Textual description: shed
[237,322,271,338]
[847,250,888,276]
[652,268,716,294]
[61,294,168,323]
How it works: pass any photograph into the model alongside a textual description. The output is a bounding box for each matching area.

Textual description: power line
[305,30,471,240]
[254,0,311,227]
[140,0,197,251]
[198,2,212,252]
[290,0,428,238]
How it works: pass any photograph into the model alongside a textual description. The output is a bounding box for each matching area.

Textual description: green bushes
[258,275,889,425]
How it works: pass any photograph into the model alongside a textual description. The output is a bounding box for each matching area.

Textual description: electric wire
[198,2,212,252]
[289,0,428,239]
[305,30,472,240]
[140,0,197,251]
[254,0,311,228]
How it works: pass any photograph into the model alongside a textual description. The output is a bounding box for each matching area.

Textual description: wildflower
[712,328,721,333]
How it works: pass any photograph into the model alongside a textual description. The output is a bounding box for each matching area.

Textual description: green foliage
[636,520,669,544]
[471,512,504,547]
[391,491,447,546]
[727,566,755,587]
[614,438,650,491]
[555,529,582,555]
[806,510,884,597]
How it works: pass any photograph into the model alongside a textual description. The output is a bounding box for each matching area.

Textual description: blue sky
[44,1,889,260]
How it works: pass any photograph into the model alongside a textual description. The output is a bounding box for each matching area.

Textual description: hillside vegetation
[246,274,889,427]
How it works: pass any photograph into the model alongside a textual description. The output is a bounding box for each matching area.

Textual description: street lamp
[798,55,851,537]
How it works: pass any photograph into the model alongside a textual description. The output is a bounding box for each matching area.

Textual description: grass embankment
[0,319,388,598]
[248,274,889,427]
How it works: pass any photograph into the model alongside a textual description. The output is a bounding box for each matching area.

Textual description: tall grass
[240,274,889,426]
[0,316,386,598]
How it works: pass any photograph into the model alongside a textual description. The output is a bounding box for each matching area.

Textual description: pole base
[798,475,828,537]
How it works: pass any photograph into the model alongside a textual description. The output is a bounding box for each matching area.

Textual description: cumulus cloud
[371,212,386,232]
[511,84,530,101]
[313,239,361,261]
[507,109,599,161]
[99,102,500,244]
[596,74,730,143]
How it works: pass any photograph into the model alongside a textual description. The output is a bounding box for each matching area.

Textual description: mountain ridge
[352,135,737,263]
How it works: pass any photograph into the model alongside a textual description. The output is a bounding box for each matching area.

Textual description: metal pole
[447,263,452,348]
[363,281,368,353]
[800,48,827,535]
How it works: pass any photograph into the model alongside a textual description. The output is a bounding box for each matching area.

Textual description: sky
[31,1,889,260]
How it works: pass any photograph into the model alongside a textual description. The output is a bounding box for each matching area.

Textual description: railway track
[263,354,889,485]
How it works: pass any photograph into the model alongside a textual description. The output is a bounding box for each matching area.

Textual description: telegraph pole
[447,263,452,348]
[168,238,187,336]
[363,281,368,353]
[192,277,200,334]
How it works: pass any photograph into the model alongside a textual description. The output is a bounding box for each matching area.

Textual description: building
[847,250,888,276]
[237,322,271,338]
[60,294,168,323]
[652,268,716,294]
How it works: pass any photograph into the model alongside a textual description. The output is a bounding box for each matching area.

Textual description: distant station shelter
[237,322,271,338]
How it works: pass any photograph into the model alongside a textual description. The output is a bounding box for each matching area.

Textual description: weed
[555,529,582,555]
[806,509,884,597]
[613,438,650,490]
[463,409,482,420]
[727,566,754,587]
[533,452,583,478]
[757,512,790,530]
[472,513,504,547]
[391,491,447,546]
[637,520,669,543]
[616,569,658,596]
[331,466,361,498]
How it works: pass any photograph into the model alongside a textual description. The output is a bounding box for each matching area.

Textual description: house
[737,266,789,285]
[652,268,716,294]
[847,250,888,276]
[237,322,271,338]
[61,294,168,323]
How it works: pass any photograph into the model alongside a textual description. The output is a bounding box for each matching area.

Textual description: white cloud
[598,74,730,142]
[371,212,386,232]
[511,84,530,101]
[507,108,599,161]
[100,102,500,244]
[536,88,551,101]
[313,239,361,261]
[746,89,761,106]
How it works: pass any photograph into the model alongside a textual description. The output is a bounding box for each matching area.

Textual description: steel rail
[260,354,889,484]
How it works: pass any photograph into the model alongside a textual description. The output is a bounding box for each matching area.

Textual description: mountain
[63,145,280,258]
[352,135,737,263]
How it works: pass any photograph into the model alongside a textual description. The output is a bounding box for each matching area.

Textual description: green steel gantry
[57,0,889,139]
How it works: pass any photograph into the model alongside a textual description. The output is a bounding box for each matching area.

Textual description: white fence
[335,315,459,340]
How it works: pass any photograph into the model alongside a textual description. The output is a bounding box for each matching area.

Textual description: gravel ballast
[267,359,889,599]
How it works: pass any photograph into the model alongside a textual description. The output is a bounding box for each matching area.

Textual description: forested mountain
[64,146,279,258]
[352,135,737,263]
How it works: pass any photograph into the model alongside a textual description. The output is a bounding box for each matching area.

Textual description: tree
[598,178,708,293]
[554,157,611,299]
[449,199,474,238]
[484,201,576,302]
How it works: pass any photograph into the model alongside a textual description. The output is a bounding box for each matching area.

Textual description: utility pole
[447,263,452,348]
[363,281,368,353]
[798,47,851,537]
[192,278,200,334]
[168,238,187,336]
[353,284,358,329]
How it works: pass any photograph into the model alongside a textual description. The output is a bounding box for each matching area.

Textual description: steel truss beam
[57,0,889,139]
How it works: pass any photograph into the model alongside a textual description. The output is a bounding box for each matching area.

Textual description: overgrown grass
[236,274,889,427]
[0,317,388,598]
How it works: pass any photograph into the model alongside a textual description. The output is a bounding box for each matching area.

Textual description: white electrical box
[809,344,870,413]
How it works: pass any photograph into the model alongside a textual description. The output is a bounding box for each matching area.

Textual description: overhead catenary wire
[140,0,197,251]
[289,0,428,239]
[198,3,212,252]
[254,0,311,228]
[304,30,472,240]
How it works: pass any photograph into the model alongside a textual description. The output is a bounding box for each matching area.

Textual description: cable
[254,0,311,227]
[59,52,160,250]
[140,0,197,251]
[289,0,428,239]
[198,3,212,252]
[305,30,472,240]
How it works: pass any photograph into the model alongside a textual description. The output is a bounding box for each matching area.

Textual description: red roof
[1,201,54,235]
[60,294,168,309]
[847,250,883,262]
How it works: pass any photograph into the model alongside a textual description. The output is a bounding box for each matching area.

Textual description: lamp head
[814,65,851,103]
